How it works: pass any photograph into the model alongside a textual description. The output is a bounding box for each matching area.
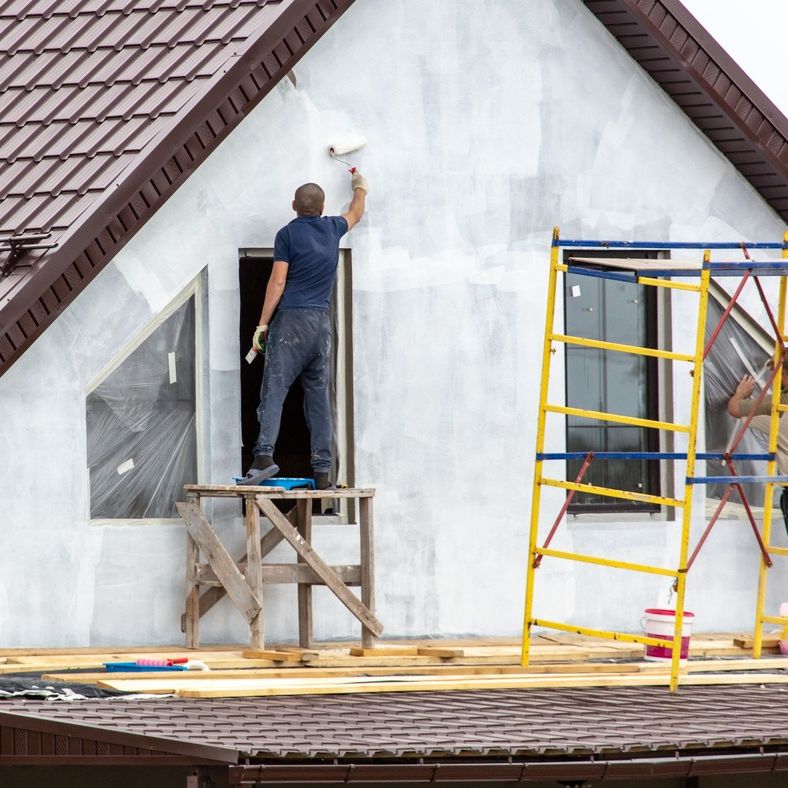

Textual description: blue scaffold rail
[564,265,640,284]
[555,239,786,250]
[537,452,774,461]
[687,475,788,485]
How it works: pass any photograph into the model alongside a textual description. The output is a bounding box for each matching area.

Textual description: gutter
[229,750,788,784]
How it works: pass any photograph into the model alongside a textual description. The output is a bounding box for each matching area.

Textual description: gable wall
[0,0,784,646]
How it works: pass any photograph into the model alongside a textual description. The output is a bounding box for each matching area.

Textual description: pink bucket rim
[644,607,694,618]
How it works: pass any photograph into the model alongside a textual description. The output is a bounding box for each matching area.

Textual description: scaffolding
[521,228,788,691]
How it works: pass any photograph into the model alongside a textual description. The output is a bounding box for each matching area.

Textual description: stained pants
[253,308,332,472]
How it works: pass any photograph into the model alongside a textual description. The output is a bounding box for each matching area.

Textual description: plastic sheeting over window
[704,288,772,507]
[87,297,197,519]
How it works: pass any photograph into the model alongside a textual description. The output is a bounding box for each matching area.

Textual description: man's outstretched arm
[252,261,289,350]
[342,171,368,231]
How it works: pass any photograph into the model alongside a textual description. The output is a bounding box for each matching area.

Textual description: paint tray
[103,662,189,672]
[233,476,315,490]
[265,477,316,490]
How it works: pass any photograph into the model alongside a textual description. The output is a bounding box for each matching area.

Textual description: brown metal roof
[2,685,787,773]
[582,0,788,220]
[0,0,786,379]
[0,0,355,378]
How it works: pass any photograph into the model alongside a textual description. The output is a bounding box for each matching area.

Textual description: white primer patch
[570,285,582,298]
[116,459,135,475]
[168,352,177,383]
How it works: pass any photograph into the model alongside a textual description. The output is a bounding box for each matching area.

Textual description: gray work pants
[253,308,332,472]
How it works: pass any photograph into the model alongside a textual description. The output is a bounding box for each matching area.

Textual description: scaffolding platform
[522,228,788,691]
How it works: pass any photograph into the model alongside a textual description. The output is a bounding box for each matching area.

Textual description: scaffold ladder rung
[761,614,788,626]
[550,333,695,362]
[534,547,680,577]
[544,404,690,433]
[637,276,702,292]
[529,618,672,649]
[540,477,683,508]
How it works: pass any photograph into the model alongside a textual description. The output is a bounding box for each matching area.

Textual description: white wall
[0,0,784,646]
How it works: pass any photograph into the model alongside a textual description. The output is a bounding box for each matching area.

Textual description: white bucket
[642,608,694,662]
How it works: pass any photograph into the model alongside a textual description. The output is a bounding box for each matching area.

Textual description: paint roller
[328,134,367,173]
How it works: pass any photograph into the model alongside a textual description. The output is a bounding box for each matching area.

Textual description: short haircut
[294,183,325,216]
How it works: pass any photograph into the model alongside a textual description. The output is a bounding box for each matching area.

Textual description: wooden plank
[359,496,375,649]
[639,657,788,673]
[96,671,788,699]
[42,663,647,684]
[176,503,261,624]
[184,484,375,499]
[297,499,313,649]
[733,633,780,649]
[189,561,358,585]
[245,495,264,649]
[237,650,303,662]
[256,498,383,637]
[417,647,466,658]
[349,647,420,657]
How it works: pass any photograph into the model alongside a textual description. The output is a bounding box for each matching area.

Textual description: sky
[680,0,788,116]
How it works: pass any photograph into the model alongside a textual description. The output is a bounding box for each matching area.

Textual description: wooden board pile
[0,634,784,698]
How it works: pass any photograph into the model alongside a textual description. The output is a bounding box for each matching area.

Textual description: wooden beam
[296,499,313,649]
[245,495,264,649]
[183,484,375,499]
[184,503,201,648]
[359,496,375,649]
[256,498,384,637]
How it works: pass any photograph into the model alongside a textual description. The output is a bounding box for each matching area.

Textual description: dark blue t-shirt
[274,215,348,310]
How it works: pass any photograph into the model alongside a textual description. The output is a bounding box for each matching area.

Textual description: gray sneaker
[238,455,279,486]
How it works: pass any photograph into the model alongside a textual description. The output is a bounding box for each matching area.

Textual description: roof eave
[230,749,788,783]
[0,0,356,378]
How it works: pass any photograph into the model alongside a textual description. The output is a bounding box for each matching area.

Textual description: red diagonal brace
[686,459,772,572]
[533,452,594,568]
[704,269,751,360]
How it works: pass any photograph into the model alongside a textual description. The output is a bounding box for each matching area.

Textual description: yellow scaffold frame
[521,227,788,691]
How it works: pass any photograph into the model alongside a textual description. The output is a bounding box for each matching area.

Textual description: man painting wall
[238,172,368,489]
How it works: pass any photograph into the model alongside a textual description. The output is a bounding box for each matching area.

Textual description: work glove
[252,325,268,353]
[351,171,368,194]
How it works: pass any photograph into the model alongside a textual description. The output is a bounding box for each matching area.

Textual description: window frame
[85,276,204,526]
[562,250,670,517]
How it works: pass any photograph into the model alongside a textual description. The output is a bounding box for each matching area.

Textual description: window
[86,284,200,521]
[563,251,662,513]
[238,250,354,511]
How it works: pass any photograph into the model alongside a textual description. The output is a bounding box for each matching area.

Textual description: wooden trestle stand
[177,484,382,650]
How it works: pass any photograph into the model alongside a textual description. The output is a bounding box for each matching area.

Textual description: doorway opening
[238,250,355,512]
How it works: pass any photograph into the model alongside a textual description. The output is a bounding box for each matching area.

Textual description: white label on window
[168,352,177,384]
[570,284,581,298]
[117,458,135,475]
